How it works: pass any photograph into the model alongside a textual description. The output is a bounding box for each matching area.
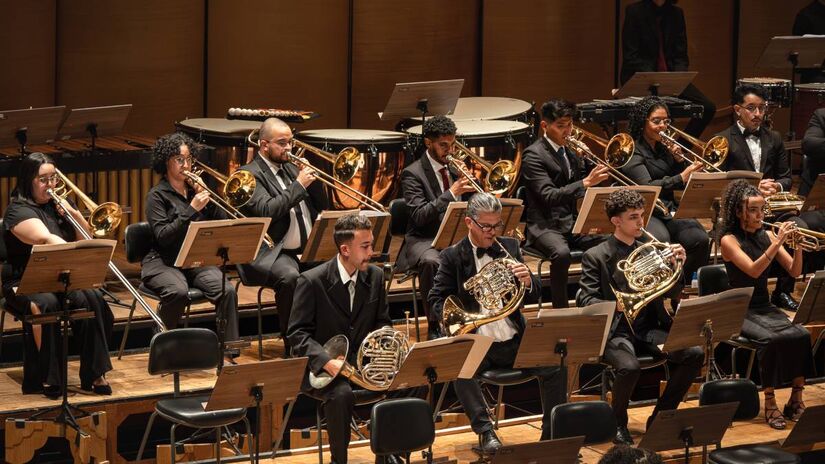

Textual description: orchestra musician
[577,189,703,445]
[141,132,240,356]
[236,117,329,353]
[2,153,114,397]
[798,108,825,270]
[719,179,813,429]
[397,115,475,339]
[429,193,565,454]
[717,83,807,311]
[522,99,610,308]
[621,95,709,291]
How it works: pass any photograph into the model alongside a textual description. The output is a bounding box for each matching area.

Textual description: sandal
[764,392,786,430]
[783,386,806,421]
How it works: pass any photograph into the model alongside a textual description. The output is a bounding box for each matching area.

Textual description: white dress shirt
[336,254,359,311]
[468,238,518,342]
[261,153,313,250]
[737,121,762,173]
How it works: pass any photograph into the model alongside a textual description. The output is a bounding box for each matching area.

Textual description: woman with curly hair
[720,179,812,430]
[621,95,709,286]
[142,132,240,357]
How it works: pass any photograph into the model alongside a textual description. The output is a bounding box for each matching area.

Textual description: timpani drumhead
[405,119,529,138]
[296,129,407,144]
[446,97,533,121]
[177,118,260,136]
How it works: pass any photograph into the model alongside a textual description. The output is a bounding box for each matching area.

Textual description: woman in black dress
[622,96,709,285]
[2,153,113,397]
[720,179,812,430]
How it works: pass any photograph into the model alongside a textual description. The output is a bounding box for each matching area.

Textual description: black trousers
[141,256,239,341]
[800,210,825,272]
[454,336,566,439]
[602,335,703,428]
[680,83,717,139]
[531,230,606,308]
[645,216,710,284]
[417,247,441,327]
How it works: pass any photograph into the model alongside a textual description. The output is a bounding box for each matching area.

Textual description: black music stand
[662,288,752,381]
[800,173,825,213]
[615,71,697,98]
[487,435,584,464]
[572,186,660,235]
[17,240,115,435]
[0,106,66,155]
[205,357,308,463]
[793,270,825,365]
[175,217,270,369]
[781,404,825,450]
[638,402,739,464]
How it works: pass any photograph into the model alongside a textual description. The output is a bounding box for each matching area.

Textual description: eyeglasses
[36,174,59,184]
[470,217,505,233]
[741,104,768,114]
[172,155,194,166]
[648,118,672,126]
[264,138,294,148]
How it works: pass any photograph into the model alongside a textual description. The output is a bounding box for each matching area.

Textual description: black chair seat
[550,401,616,445]
[730,335,757,346]
[638,354,667,368]
[371,398,434,456]
[570,249,583,263]
[139,284,206,303]
[155,395,247,428]
[709,445,800,464]
[479,368,536,386]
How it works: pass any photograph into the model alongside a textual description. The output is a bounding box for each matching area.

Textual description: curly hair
[605,189,646,219]
[598,445,663,464]
[422,115,457,140]
[540,99,577,122]
[733,83,768,105]
[720,178,762,235]
[629,96,669,141]
[151,132,198,174]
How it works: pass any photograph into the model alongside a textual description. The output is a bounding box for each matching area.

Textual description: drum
[405,120,531,196]
[176,118,260,175]
[793,83,825,139]
[295,129,407,209]
[737,77,793,108]
[401,96,536,136]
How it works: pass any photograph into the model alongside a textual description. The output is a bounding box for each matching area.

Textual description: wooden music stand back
[378,79,464,121]
[301,209,390,263]
[756,36,825,70]
[489,436,584,464]
[174,218,270,268]
[572,186,660,235]
[57,104,132,141]
[431,199,523,250]
[0,106,67,152]
[801,173,825,213]
[673,171,762,220]
[638,402,738,456]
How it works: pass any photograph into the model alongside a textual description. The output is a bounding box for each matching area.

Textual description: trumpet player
[398,115,476,339]
[622,96,708,290]
[719,179,813,430]
[717,83,807,310]
[577,189,703,445]
[522,99,610,308]
[236,117,329,353]
[143,133,240,353]
[429,193,563,454]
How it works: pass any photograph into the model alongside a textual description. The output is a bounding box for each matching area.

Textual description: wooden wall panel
[55,0,204,136]
[351,0,481,130]
[483,0,616,108]
[0,0,56,110]
[206,0,349,130]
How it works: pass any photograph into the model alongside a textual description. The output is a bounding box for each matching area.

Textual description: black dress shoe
[476,429,503,455]
[772,292,799,312]
[614,425,634,445]
[43,385,62,400]
[375,454,404,464]
[81,381,113,396]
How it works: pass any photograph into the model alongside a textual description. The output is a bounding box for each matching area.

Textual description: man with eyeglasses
[236,117,329,353]
[428,192,564,455]
[717,83,807,311]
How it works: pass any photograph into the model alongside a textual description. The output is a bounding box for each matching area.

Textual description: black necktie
[558,146,572,177]
[276,168,308,247]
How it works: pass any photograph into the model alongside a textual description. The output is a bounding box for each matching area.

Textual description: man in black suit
[429,193,565,454]
[621,0,716,138]
[577,189,702,445]
[717,84,806,310]
[799,109,825,269]
[398,115,476,338]
[287,214,398,464]
[237,117,329,351]
[521,99,609,308]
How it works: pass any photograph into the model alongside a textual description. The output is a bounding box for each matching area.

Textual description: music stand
[205,357,308,463]
[662,288,752,381]
[175,218,270,368]
[638,402,739,464]
[793,270,825,363]
[300,209,391,263]
[614,71,697,98]
[800,174,825,213]
[0,106,66,155]
[17,240,115,435]
[488,436,584,464]
[431,199,523,250]
[572,186,660,235]
[781,404,825,450]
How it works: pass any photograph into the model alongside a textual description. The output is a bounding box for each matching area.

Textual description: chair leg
[731,347,739,378]
[257,287,265,360]
[600,368,608,401]
[317,402,325,464]
[241,416,254,464]
[411,274,421,341]
[0,307,6,360]
[136,411,158,460]
[536,259,547,310]
[118,298,139,360]
[494,385,504,430]
[745,348,756,380]
[215,426,222,464]
[184,301,192,328]
[170,423,178,464]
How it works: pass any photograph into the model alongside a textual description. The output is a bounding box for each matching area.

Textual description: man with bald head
[237,118,329,353]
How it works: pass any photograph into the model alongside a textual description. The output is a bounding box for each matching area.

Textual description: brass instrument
[309,326,410,391]
[441,239,526,337]
[52,168,122,238]
[566,127,670,214]
[612,228,683,332]
[762,220,825,252]
[451,140,518,195]
[659,125,728,172]
[765,192,805,216]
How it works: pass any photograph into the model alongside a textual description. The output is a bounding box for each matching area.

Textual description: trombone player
[577,189,702,445]
[236,117,329,353]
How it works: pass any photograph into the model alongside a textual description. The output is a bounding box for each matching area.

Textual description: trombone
[565,126,670,215]
[658,125,728,172]
[47,171,167,333]
[287,152,387,212]
[762,220,825,252]
[451,140,518,195]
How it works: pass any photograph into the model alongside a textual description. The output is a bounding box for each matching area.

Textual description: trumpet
[565,127,670,215]
[762,220,825,252]
[451,140,518,195]
[658,125,728,172]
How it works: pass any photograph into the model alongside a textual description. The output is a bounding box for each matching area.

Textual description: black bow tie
[476,244,503,259]
[744,127,762,138]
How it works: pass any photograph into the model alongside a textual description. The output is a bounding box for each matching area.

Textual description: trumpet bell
[332,147,361,183]
[89,202,123,238]
[223,170,257,208]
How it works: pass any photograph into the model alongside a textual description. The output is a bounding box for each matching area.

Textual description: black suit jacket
[800,109,825,197]
[576,235,682,341]
[521,136,587,243]
[397,154,468,271]
[287,257,391,391]
[620,0,689,84]
[717,125,792,192]
[428,236,540,337]
[620,138,687,217]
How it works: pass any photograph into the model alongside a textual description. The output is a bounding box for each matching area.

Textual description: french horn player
[428,193,564,455]
[577,189,703,446]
